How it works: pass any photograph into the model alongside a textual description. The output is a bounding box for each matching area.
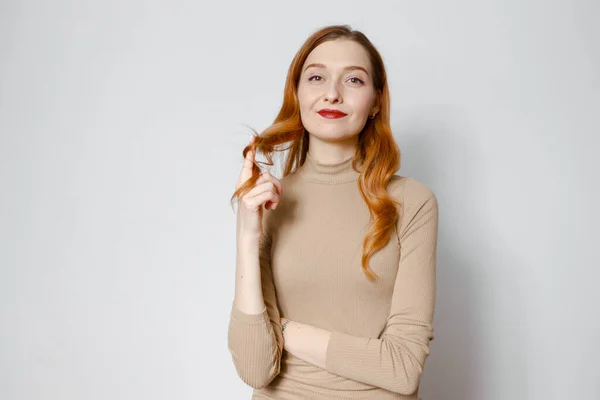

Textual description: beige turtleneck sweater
[228,152,438,400]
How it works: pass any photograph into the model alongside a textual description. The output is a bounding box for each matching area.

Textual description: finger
[244,189,279,210]
[257,171,283,196]
[246,181,280,209]
[237,136,256,185]
[248,180,278,199]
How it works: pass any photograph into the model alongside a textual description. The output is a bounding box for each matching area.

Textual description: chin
[306,129,359,143]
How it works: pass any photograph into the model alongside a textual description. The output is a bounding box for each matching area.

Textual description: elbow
[382,337,429,395]
[245,373,279,390]
[387,364,423,395]
[382,366,422,395]
[231,354,281,389]
[227,341,282,389]
[396,372,422,396]
[227,309,284,389]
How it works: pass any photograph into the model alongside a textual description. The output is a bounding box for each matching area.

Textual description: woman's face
[297,39,380,142]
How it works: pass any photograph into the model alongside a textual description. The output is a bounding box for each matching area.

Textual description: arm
[282,178,438,395]
[279,318,330,370]
[227,217,284,389]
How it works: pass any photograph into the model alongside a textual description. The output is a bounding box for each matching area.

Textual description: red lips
[317,109,347,119]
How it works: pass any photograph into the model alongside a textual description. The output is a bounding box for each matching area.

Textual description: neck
[296,152,362,184]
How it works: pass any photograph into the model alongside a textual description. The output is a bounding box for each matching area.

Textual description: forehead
[303,39,371,73]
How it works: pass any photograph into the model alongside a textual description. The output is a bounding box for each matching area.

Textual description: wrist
[281,318,292,332]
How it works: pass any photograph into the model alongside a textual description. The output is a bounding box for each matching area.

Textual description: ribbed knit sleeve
[324,178,438,395]
[227,229,285,389]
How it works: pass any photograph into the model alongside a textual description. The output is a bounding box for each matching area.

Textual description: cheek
[350,95,375,115]
[297,88,317,110]
[296,91,312,119]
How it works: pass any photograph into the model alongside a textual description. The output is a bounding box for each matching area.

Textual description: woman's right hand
[235,135,283,238]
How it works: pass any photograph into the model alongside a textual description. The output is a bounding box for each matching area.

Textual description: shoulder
[388,176,438,238]
[387,175,437,209]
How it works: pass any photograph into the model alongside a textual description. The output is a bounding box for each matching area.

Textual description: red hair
[231,24,401,281]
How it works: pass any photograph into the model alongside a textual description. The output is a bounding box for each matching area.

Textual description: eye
[348,77,365,85]
[308,75,322,82]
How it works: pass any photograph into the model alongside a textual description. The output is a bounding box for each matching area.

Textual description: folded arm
[283,179,438,395]
[228,229,284,389]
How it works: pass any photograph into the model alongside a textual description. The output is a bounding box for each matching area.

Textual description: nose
[324,81,342,104]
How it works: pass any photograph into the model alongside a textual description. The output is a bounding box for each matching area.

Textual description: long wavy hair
[230,24,401,281]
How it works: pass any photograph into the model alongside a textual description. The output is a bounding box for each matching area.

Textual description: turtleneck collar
[296,152,362,184]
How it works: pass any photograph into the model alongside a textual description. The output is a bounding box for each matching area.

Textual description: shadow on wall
[396,107,529,400]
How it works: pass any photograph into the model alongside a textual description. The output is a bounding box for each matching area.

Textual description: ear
[371,89,382,115]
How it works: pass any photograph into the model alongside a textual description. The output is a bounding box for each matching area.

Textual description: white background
[1,1,598,399]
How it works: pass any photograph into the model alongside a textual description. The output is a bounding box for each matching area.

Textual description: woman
[228,24,438,400]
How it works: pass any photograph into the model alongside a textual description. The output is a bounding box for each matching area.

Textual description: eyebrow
[303,63,370,76]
